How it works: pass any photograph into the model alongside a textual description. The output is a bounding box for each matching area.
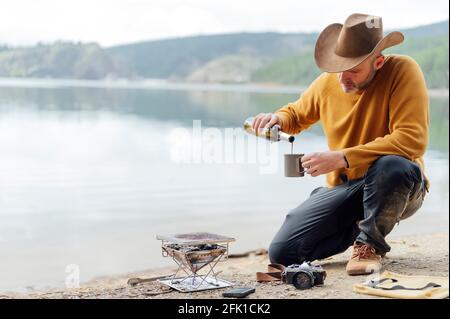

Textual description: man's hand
[251,113,280,133]
[301,151,348,177]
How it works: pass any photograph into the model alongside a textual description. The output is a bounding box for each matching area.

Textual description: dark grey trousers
[268,155,428,266]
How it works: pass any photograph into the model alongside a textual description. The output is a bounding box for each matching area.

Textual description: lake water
[0,79,448,292]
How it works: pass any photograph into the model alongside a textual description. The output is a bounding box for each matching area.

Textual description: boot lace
[352,244,378,260]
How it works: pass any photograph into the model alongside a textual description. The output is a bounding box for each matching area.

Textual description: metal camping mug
[284,154,305,177]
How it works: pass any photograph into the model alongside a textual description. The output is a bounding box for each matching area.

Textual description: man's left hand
[301,151,347,177]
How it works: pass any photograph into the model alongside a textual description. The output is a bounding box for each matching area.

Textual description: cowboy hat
[314,13,404,73]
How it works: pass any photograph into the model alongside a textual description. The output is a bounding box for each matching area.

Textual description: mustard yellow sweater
[275,55,429,188]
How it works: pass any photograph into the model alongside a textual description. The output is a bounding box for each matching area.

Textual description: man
[252,13,429,275]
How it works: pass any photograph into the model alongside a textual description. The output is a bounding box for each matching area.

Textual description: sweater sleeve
[342,56,429,169]
[274,74,323,135]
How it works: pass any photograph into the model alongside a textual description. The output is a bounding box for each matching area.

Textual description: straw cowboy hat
[314,13,405,73]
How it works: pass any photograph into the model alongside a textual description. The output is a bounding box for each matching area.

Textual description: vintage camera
[283,262,327,290]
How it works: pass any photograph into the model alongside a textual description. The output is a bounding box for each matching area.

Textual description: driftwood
[127,275,172,287]
[127,270,224,287]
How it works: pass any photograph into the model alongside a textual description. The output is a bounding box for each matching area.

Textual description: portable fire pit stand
[156,232,235,292]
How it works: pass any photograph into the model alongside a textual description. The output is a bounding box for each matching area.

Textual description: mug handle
[297,156,304,176]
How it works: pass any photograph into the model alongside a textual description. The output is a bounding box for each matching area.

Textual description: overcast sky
[0,0,448,47]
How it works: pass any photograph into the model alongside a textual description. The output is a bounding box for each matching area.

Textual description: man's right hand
[251,113,280,133]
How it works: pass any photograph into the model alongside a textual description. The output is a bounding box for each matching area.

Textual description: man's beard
[341,65,378,93]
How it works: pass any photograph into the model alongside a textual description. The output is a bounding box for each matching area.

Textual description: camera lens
[292,271,314,290]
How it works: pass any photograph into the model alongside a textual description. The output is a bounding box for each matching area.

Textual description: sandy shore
[1,232,448,299]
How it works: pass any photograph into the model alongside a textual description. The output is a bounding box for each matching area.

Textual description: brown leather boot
[346,242,382,276]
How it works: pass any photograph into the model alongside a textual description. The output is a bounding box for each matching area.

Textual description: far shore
[0,77,448,98]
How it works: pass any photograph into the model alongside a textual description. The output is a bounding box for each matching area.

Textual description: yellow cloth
[354,271,449,299]
[275,54,430,188]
